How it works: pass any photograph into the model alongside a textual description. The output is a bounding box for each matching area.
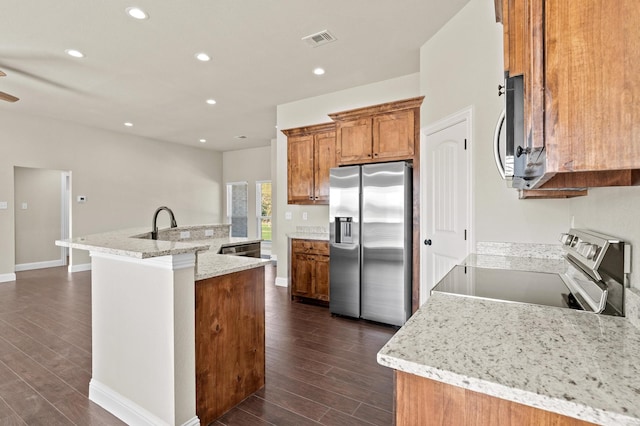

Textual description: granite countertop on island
[56,226,270,280]
[378,249,640,426]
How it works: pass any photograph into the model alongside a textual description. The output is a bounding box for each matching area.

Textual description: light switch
[285,211,292,220]
[0,201,7,209]
[21,202,27,210]
[205,229,214,237]
[302,212,308,221]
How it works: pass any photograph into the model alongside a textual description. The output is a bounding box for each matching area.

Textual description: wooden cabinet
[290,239,330,302]
[282,122,336,205]
[328,97,424,166]
[499,0,640,191]
[195,267,265,424]
[395,371,595,426]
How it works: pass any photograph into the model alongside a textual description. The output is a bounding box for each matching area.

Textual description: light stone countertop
[377,252,640,425]
[56,227,269,279]
[287,233,330,241]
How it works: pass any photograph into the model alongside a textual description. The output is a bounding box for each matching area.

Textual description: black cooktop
[431,265,578,309]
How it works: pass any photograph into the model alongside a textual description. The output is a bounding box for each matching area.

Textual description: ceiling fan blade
[0,91,19,102]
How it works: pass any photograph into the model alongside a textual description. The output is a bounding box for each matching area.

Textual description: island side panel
[195,266,266,424]
[395,372,595,426]
[89,252,197,426]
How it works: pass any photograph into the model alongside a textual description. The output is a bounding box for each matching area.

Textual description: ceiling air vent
[302,30,337,47]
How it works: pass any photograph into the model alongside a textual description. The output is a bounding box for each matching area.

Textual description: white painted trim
[181,416,200,426]
[15,259,66,272]
[275,276,288,287]
[90,252,196,271]
[270,254,277,262]
[69,263,91,273]
[420,106,475,306]
[89,379,199,426]
[0,273,16,283]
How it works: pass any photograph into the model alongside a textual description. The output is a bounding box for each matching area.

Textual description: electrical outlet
[302,212,308,221]
[285,211,292,220]
[21,202,27,210]
[205,229,214,237]
[0,201,7,209]
[180,231,190,239]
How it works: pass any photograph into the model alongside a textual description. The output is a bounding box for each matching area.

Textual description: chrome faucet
[151,206,177,240]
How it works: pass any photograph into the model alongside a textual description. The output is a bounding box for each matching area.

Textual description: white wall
[420,0,571,245]
[222,146,272,240]
[275,73,421,281]
[0,110,223,278]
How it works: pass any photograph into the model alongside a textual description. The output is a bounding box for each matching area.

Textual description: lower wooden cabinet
[290,239,330,302]
[195,267,265,424]
[395,371,595,426]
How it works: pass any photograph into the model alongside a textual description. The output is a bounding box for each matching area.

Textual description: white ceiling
[0,0,470,152]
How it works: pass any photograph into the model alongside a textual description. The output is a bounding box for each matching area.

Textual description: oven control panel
[560,229,623,281]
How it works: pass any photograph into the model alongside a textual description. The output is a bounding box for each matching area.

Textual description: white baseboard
[0,273,16,283]
[275,276,288,287]
[15,259,65,272]
[89,379,199,426]
[69,263,91,273]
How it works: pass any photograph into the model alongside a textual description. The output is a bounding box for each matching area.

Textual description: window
[256,181,272,241]
[226,182,248,237]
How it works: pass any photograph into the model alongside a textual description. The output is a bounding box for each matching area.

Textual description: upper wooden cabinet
[500,0,640,190]
[282,122,336,205]
[328,97,424,166]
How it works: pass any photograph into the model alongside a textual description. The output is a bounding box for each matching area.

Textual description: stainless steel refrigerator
[329,161,412,326]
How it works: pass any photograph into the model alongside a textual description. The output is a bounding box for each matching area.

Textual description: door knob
[424,239,432,246]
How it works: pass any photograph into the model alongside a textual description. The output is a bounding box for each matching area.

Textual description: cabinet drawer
[291,239,329,255]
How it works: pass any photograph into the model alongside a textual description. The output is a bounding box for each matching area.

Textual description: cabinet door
[502,0,527,76]
[287,135,314,204]
[313,131,337,204]
[291,253,313,298]
[313,255,330,302]
[372,110,415,161]
[336,118,372,165]
[544,0,640,173]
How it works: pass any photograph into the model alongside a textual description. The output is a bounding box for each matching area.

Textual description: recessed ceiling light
[126,7,148,20]
[234,135,247,139]
[195,53,211,62]
[199,139,206,143]
[65,49,85,58]
[206,99,217,105]
[124,122,133,127]
[313,67,325,76]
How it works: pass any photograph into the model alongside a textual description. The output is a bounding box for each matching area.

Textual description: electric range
[432,229,630,316]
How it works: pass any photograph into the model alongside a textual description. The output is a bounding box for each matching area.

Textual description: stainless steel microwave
[494,75,546,189]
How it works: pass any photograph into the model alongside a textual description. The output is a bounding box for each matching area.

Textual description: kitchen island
[57,224,269,426]
[378,252,640,426]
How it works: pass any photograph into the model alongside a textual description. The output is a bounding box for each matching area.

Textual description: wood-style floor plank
[2,264,396,425]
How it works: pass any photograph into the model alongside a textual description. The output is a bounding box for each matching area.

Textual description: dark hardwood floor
[0,264,396,425]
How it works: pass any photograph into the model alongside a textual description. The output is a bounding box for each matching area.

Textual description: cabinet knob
[373,153,378,157]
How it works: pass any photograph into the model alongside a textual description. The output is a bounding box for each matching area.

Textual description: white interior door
[420,109,472,303]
